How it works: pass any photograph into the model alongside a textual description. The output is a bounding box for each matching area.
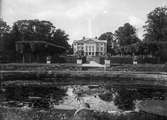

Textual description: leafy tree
[12,20,55,42]
[144,7,167,42]
[115,23,140,46]
[98,32,114,54]
[66,46,74,54]
[0,20,15,62]
[12,19,70,53]
[75,50,84,58]
[143,7,167,62]
[10,19,70,62]
[98,32,113,42]
[52,29,70,51]
[0,20,10,34]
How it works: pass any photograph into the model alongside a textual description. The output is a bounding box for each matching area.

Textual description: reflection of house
[73,37,107,56]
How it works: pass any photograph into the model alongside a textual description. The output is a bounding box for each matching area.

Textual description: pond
[0,84,167,117]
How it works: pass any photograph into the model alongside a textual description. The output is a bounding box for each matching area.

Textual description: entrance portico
[73,38,107,57]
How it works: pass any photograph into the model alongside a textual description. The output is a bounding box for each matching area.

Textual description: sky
[1,0,167,44]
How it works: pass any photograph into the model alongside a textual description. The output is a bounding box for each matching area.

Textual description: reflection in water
[0,85,167,116]
[54,86,119,112]
[137,100,167,116]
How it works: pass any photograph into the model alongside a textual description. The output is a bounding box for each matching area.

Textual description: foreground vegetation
[0,107,166,120]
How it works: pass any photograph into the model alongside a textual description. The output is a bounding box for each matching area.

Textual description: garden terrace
[1,71,167,89]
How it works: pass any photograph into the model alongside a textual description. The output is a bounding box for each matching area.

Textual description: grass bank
[1,63,167,72]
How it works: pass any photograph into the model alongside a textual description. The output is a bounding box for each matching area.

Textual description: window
[92,46,94,51]
[86,46,88,51]
[101,47,103,51]
[97,47,99,51]
[89,46,91,51]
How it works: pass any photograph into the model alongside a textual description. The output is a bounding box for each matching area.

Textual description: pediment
[84,39,96,43]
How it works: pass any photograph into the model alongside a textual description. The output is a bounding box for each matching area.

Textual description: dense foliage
[0,20,16,62]
[115,23,140,46]
[98,7,167,63]
[144,7,167,42]
[12,20,70,50]
[0,19,70,63]
[109,23,141,56]
[143,7,167,62]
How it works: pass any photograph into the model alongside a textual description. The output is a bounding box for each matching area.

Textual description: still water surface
[0,85,167,116]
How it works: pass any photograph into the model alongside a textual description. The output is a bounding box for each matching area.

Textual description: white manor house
[73,37,107,56]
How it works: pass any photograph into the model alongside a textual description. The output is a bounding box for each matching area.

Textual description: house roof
[73,38,107,44]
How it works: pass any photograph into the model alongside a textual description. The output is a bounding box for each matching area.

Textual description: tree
[12,19,70,52]
[0,20,15,62]
[98,32,113,41]
[115,23,140,46]
[98,32,114,54]
[143,7,167,62]
[144,7,167,42]
[10,19,70,63]
[0,20,10,34]
[12,20,55,42]
[75,50,84,58]
[52,29,70,52]
[0,20,11,48]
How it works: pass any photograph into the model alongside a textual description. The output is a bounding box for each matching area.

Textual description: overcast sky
[1,0,167,43]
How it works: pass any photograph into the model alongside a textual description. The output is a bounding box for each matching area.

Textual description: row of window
[86,46,94,51]
[85,46,104,52]
[75,46,104,52]
[74,43,104,46]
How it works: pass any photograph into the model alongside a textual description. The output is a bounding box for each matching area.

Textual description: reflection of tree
[113,88,135,110]
[111,87,167,111]
[5,86,67,109]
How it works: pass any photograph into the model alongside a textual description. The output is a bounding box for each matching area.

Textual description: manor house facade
[73,37,107,56]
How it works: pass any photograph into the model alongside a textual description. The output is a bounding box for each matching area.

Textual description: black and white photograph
[0,0,167,120]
